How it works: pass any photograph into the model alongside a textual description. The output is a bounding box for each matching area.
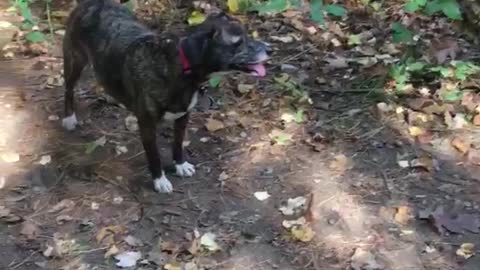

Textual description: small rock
[280,64,299,73]
[351,248,384,270]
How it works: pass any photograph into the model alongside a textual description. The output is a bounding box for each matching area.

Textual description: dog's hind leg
[172,113,195,177]
[62,50,86,131]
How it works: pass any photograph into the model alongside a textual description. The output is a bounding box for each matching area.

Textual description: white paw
[175,162,195,177]
[153,173,173,193]
[62,113,78,131]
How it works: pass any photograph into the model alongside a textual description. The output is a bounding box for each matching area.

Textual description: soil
[1,0,480,269]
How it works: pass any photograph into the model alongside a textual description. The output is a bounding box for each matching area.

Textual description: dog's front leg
[138,118,173,193]
[172,113,195,177]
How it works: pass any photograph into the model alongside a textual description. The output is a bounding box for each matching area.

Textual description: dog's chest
[163,91,198,121]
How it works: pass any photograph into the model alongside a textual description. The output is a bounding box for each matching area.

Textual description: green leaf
[424,1,440,14]
[404,0,426,12]
[310,0,324,25]
[294,109,305,123]
[442,90,461,101]
[453,61,480,81]
[391,22,413,43]
[430,66,452,77]
[208,74,222,88]
[406,61,426,72]
[187,11,206,25]
[25,31,45,43]
[441,0,462,20]
[325,4,346,17]
[269,129,293,145]
[348,34,361,46]
[252,0,289,14]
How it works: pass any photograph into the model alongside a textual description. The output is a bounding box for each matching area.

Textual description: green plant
[404,0,462,20]
[390,60,480,93]
[228,0,346,25]
[12,0,46,43]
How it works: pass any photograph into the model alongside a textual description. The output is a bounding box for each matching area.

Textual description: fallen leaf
[291,225,315,242]
[473,114,480,126]
[104,244,119,258]
[1,152,19,163]
[96,225,125,244]
[451,137,471,154]
[350,248,383,270]
[38,155,51,165]
[282,217,306,229]
[20,221,40,240]
[430,38,459,64]
[254,191,270,201]
[125,115,138,131]
[85,136,107,154]
[409,126,425,137]
[394,206,414,225]
[218,171,229,181]
[0,207,10,217]
[165,263,182,270]
[325,56,349,68]
[279,196,307,216]
[329,154,352,174]
[124,235,143,247]
[452,113,468,129]
[205,118,225,132]
[237,84,254,94]
[48,199,75,213]
[269,129,293,145]
[56,215,73,224]
[270,35,295,43]
[187,11,206,25]
[115,251,141,268]
[43,245,54,257]
[200,232,220,251]
[456,243,475,259]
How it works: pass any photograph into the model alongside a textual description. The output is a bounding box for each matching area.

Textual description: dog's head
[185,12,269,76]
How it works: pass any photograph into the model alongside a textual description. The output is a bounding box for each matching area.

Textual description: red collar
[178,41,191,74]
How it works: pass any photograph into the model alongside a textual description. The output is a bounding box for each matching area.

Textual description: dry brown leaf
[451,137,471,154]
[430,38,459,64]
[473,114,480,126]
[104,244,120,258]
[48,199,75,213]
[20,221,40,240]
[329,154,352,174]
[205,118,225,132]
[395,206,414,225]
[96,225,125,245]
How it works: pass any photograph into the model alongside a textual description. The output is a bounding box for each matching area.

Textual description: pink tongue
[248,64,266,77]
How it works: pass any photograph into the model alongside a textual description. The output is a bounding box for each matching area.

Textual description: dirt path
[2,1,480,270]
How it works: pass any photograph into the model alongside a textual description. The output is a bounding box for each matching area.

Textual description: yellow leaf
[456,243,475,259]
[164,263,182,270]
[104,245,119,258]
[291,225,315,242]
[228,0,239,13]
[187,11,206,25]
[205,118,225,132]
[408,126,425,137]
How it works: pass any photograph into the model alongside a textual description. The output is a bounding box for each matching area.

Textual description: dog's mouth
[231,39,269,77]
[237,50,269,77]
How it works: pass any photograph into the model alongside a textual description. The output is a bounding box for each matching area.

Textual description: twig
[8,251,37,269]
